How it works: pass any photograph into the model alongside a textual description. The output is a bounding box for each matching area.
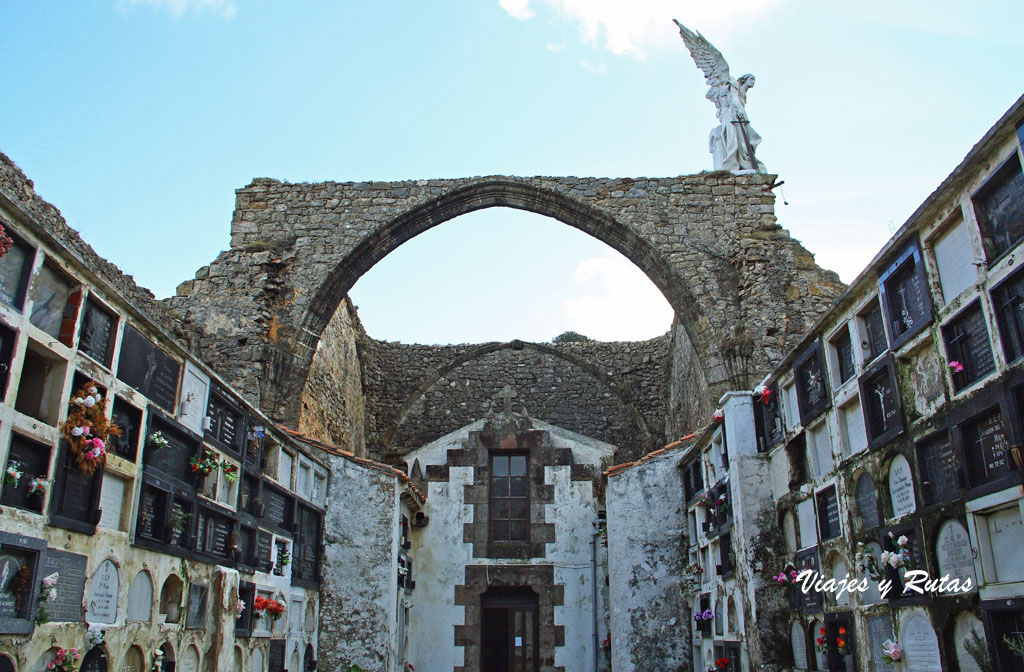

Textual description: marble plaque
[866,614,895,672]
[888,454,916,518]
[38,550,87,622]
[954,612,986,672]
[179,645,199,672]
[902,613,942,671]
[85,560,118,624]
[855,474,880,530]
[185,584,208,629]
[97,473,126,530]
[797,498,817,549]
[178,362,210,436]
[791,621,808,669]
[126,571,153,622]
[936,520,976,587]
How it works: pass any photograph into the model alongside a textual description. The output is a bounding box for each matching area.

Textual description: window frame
[488,452,530,544]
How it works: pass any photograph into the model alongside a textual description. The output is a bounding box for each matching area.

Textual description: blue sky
[2,1,1023,344]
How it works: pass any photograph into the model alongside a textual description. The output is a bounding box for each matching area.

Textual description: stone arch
[380,340,656,452]
[168,173,842,428]
[126,569,153,622]
[158,574,183,624]
[248,647,264,672]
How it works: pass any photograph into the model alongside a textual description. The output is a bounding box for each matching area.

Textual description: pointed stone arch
[168,172,842,432]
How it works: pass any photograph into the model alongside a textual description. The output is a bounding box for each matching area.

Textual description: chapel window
[490,453,529,542]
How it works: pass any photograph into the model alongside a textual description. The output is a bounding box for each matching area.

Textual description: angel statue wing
[673,19,730,97]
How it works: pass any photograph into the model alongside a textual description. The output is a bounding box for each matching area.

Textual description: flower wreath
[60,381,120,475]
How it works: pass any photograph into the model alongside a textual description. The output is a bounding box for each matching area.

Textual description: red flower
[817,637,824,646]
[838,626,847,636]
[837,637,846,649]
[715,658,730,670]
[820,627,826,635]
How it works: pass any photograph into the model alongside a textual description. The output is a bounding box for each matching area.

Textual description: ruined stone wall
[0,152,174,333]
[354,335,669,462]
[297,297,366,455]
[666,317,713,439]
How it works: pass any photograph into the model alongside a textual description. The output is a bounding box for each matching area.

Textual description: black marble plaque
[795,547,822,613]
[264,487,292,530]
[794,341,830,425]
[880,240,933,348]
[207,515,232,557]
[916,432,959,506]
[296,506,321,582]
[0,323,16,397]
[144,415,198,484]
[117,325,181,412]
[862,300,889,361]
[137,487,163,540]
[78,299,116,367]
[38,550,86,622]
[754,383,784,452]
[976,155,1024,261]
[269,639,286,672]
[206,388,243,451]
[816,486,841,540]
[0,548,35,622]
[29,263,73,339]
[54,447,98,524]
[962,409,1011,488]
[944,301,996,391]
[0,233,33,310]
[992,267,1024,363]
[835,329,856,383]
[256,532,273,573]
[2,433,50,513]
[110,397,142,461]
[858,355,904,449]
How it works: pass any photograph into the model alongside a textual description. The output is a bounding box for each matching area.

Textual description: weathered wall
[355,336,668,463]
[319,454,399,672]
[606,454,690,672]
[165,174,843,429]
[298,297,367,455]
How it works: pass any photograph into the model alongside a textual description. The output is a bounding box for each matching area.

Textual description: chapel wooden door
[481,589,539,672]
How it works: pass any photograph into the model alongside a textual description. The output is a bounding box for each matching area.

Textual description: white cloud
[546,41,566,52]
[499,0,786,59]
[117,0,237,20]
[499,0,535,21]
[562,252,673,341]
[579,59,606,74]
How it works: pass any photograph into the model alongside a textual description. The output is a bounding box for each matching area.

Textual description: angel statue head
[673,19,766,173]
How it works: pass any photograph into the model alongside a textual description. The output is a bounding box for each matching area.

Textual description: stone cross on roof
[497,385,517,415]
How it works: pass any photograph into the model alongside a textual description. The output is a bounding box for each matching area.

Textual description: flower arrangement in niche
[236,598,246,614]
[715,658,730,670]
[881,639,902,664]
[694,609,715,622]
[28,477,48,496]
[881,532,915,574]
[695,493,712,508]
[816,626,827,653]
[61,381,119,475]
[36,571,60,624]
[0,224,13,258]
[836,626,849,655]
[146,431,169,451]
[771,565,799,585]
[277,548,291,567]
[753,384,773,405]
[48,647,81,672]
[680,563,704,593]
[85,623,105,648]
[4,461,22,486]
[712,408,724,422]
[221,461,239,484]
[189,448,220,476]
[8,562,32,610]
[949,360,965,373]
[150,649,164,672]
[253,596,286,622]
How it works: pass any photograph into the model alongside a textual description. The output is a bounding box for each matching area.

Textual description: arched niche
[790,620,808,670]
[178,645,199,672]
[810,619,827,671]
[32,648,59,672]
[304,600,316,632]
[0,654,13,672]
[233,646,244,672]
[953,611,986,672]
[288,648,300,672]
[159,641,176,672]
[249,648,264,672]
[159,574,183,623]
[935,519,977,588]
[127,570,153,622]
[303,644,315,672]
[824,553,850,607]
[859,542,883,605]
[726,596,738,634]
[714,597,724,636]
[122,647,145,672]
[900,611,942,671]
[80,646,108,672]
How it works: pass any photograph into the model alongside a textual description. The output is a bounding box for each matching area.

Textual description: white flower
[880,551,890,564]
[73,397,84,405]
[897,535,908,546]
[71,426,84,437]
[47,587,58,602]
[888,553,902,568]
[42,572,59,588]
[83,396,96,408]
[88,387,97,394]
[92,394,102,403]
[753,384,767,396]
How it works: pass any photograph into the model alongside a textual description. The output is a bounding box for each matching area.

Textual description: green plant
[553,330,592,343]
[964,630,994,672]
[168,507,192,531]
[1005,632,1024,662]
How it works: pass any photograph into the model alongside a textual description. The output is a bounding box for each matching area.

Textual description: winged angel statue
[674,20,765,173]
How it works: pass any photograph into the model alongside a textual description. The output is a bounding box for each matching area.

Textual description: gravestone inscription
[902,613,942,671]
[936,520,976,587]
[888,454,916,518]
[38,550,87,622]
[85,559,118,624]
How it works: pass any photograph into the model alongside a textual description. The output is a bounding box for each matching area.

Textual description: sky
[2,1,1023,344]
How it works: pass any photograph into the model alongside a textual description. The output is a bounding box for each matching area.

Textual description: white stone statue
[674,20,766,173]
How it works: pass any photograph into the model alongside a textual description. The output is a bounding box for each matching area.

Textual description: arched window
[159,575,183,623]
[127,570,153,622]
